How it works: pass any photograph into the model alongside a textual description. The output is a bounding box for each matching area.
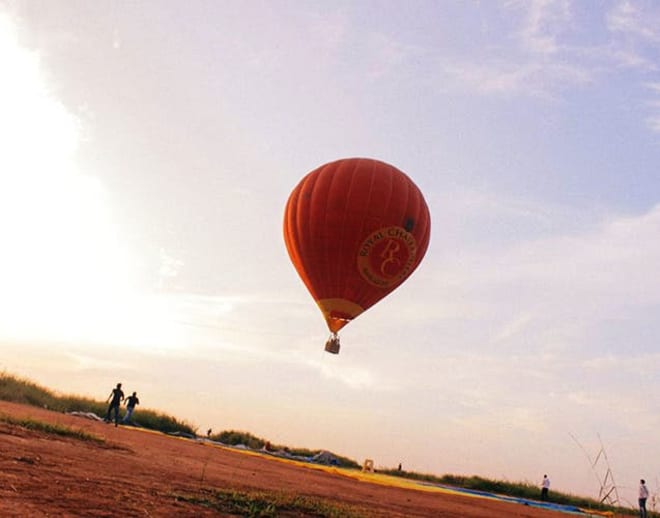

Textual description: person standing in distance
[639,479,649,518]
[541,474,550,501]
[105,383,124,427]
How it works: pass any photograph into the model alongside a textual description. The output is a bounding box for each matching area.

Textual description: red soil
[0,401,629,517]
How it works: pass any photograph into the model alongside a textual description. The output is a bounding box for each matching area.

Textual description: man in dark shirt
[105,383,124,427]
[122,392,140,424]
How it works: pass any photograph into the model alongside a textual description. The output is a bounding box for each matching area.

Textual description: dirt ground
[0,401,631,517]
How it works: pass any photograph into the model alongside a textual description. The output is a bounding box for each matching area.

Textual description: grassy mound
[0,371,196,435]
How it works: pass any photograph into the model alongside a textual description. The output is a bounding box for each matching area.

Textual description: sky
[1,0,659,507]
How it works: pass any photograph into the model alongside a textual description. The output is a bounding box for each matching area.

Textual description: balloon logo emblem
[357,226,418,288]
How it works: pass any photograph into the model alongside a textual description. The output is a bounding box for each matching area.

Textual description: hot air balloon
[283,158,431,354]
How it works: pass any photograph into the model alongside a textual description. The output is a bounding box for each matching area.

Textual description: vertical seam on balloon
[419,193,431,258]
[353,160,369,309]
[321,162,340,307]
[414,181,431,258]
[406,177,422,277]
[356,159,384,309]
[372,167,407,306]
[335,159,354,312]
[379,163,396,303]
[409,180,430,276]
[287,178,306,292]
[300,171,319,297]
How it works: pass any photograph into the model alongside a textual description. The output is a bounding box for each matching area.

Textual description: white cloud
[609,46,658,70]
[492,312,535,343]
[480,204,660,311]
[606,0,660,42]
[308,10,348,55]
[440,0,660,144]
[644,82,660,132]
[645,81,660,93]
[450,404,548,435]
[567,391,598,407]
[366,32,425,80]
[443,59,591,98]
[402,197,660,386]
[0,13,143,346]
[565,389,659,433]
[441,1,588,98]
[646,115,660,132]
[583,353,660,377]
[311,358,379,390]
[0,16,79,175]
[519,0,572,55]
[65,353,132,373]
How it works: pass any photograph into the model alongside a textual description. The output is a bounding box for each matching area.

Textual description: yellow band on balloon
[316,298,365,333]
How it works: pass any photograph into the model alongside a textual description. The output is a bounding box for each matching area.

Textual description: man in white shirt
[639,479,649,518]
[541,474,550,501]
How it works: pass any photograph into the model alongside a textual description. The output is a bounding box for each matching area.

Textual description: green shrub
[214,430,266,450]
[0,413,104,443]
[175,488,367,517]
[211,430,359,468]
[378,468,639,515]
[134,410,196,435]
[0,372,60,408]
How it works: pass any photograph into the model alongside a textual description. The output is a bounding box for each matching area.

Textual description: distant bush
[0,372,61,409]
[136,411,197,435]
[378,468,638,515]
[212,430,359,469]
[214,429,266,450]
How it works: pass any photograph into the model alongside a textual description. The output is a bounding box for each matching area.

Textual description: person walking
[639,479,649,518]
[105,383,124,427]
[541,474,550,501]
[122,391,140,424]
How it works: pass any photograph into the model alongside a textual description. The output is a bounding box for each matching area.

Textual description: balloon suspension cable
[324,332,340,355]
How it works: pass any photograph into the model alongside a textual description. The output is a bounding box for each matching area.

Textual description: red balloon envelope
[283,158,431,353]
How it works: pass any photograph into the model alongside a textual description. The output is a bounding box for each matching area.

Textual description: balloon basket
[324,334,340,354]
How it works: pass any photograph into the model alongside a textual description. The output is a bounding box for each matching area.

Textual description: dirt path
[0,401,629,517]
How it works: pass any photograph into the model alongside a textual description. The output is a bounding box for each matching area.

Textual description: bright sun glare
[0,15,154,346]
